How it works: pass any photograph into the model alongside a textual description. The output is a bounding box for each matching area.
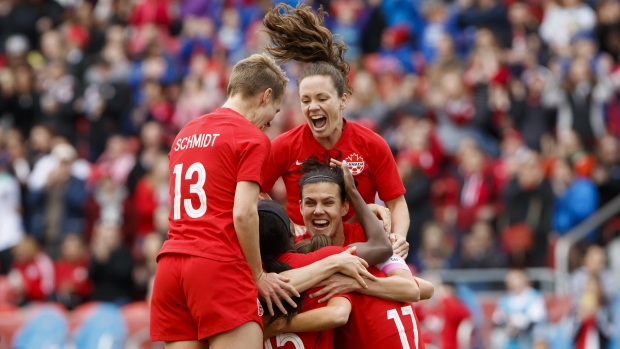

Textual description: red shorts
[150,254,263,342]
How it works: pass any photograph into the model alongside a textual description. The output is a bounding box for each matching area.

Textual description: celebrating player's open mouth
[310,115,327,130]
[301,181,349,239]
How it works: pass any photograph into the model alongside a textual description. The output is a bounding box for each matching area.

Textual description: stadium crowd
[0,0,619,347]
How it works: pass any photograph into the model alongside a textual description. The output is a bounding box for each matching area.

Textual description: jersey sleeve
[262,134,290,193]
[369,134,406,202]
[236,129,271,188]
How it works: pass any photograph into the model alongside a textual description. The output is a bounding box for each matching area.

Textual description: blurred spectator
[595,0,620,59]
[592,135,620,207]
[410,221,454,272]
[571,245,616,302]
[8,236,55,305]
[417,282,472,349]
[567,273,616,349]
[345,70,388,127]
[359,0,386,55]
[0,151,25,274]
[0,64,40,138]
[172,74,212,130]
[38,60,79,142]
[133,232,163,300]
[133,152,169,240]
[539,0,596,55]
[542,57,616,146]
[551,159,598,237]
[126,121,166,194]
[89,221,134,305]
[397,151,433,255]
[492,269,547,349]
[81,58,133,162]
[456,0,511,48]
[449,143,496,232]
[53,234,92,309]
[501,151,553,267]
[459,221,508,269]
[508,69,556,151]
[27,143,87,258]
[91,135,136,187]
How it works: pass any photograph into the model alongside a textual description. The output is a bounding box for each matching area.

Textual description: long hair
[258,210,302,325]
[295,234,335,254]
[263,3,353,96]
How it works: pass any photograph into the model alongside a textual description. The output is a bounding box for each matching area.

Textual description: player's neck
[222,95,256,123]
[333,227,345,247]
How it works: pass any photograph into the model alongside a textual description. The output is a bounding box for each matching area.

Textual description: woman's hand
[326,247,377,288]
[367,204,392,233]
[330,159,355,193]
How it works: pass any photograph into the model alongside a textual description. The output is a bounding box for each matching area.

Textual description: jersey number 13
[173,162,207,219]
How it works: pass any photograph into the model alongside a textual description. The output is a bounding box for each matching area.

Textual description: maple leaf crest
[344,153,365,175]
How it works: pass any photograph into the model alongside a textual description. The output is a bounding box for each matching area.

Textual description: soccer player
[258,160,432,348]
[150,53,298,349]
[261,4,410,258]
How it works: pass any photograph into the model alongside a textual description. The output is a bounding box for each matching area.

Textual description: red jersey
[54,259,92,299]
[263,121,405,225]
[10,252,55,301]
[335,268,425,349]
[159,108,271,261]
[269,246,351,349]
[295,223,368,246]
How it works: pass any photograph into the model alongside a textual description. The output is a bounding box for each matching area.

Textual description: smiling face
[299,75,347,147]
[300,182,349,240]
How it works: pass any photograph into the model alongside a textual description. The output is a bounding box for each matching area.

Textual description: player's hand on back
[256,271,300,316]
[326,247,377,289]
[308,273,364,304]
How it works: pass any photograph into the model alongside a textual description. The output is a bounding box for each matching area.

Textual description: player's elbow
[330,305,351,327]
[405,282,421,303]
[233,204,256,228]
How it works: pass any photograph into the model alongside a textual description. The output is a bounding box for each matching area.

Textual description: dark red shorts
[150,254,263,342]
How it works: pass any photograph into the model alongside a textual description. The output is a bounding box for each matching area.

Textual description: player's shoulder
[272,123,308,145]
[344,120,388,151]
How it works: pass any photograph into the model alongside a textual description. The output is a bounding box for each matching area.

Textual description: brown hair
[226,53,289,101]
[295,234,334,254]
[263,3,352,96]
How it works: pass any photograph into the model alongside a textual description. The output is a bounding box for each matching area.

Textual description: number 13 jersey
[158,108,271,262]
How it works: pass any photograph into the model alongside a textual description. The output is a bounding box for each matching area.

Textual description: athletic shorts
[150,253,263,342]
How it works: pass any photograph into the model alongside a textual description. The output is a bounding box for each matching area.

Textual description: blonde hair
[226,53,289,101]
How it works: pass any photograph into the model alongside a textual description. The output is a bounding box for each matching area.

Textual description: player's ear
[341,198,349,217]
[262,88,273,106]
[340,93,348,110]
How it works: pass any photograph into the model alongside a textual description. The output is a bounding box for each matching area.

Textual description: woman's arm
[332,159,392,266]
[284,297,352,333]
[280,248,376,293]
[385,195,410,241]
[358,269,420,303]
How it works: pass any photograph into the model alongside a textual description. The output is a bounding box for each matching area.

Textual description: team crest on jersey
[257,298,264,316]
[345,153,365,175]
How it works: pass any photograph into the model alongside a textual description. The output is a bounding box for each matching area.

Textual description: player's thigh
[183,257,263,341]
[208,321,263,349]
[150,254,198,342]
[164,341,209,349]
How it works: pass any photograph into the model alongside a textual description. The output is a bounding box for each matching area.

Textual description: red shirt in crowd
[10,252,55,301]
[54,259,93,299]
[263,120,405,225]
[158,107,270,261]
